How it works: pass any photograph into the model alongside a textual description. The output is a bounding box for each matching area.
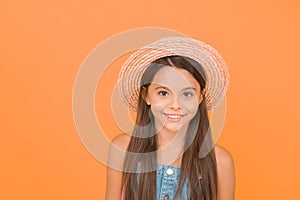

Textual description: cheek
[184,99,199,113]
[150,105,165,126]
[149,96,169,106]
[150,104,164,114]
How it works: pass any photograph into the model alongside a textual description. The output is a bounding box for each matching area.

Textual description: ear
[141,86,150,105]
[146,98,150,105]
[143,94,150,105]
[198,93,203,104]
[198,88,206,104]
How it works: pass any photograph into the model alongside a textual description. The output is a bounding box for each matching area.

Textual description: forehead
[151,66,200,90]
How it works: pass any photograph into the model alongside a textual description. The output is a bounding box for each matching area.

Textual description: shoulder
[214,144,234,169]
[105,134,131,199]
[107,133,131,171]
[110,133,131,151]
[214,144,236,199]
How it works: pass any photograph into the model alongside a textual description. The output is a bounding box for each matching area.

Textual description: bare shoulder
[214,144,236,200]
[110,133,131,151]
[215,144,234,168]
[107,133,131,170]
[106,134,131,200]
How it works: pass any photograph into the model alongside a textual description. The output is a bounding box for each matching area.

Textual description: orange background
[1,0,300,199]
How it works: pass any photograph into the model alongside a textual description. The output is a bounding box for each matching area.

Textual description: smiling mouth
[163,113,186,121]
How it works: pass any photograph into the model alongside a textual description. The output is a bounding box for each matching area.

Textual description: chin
[162,123,189,134]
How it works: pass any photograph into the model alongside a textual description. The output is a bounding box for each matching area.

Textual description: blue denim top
[136,164,203,200]
[156,164,190,200]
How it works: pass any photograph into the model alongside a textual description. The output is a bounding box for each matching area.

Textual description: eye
[183,92,193,97]
[158,91,168,96]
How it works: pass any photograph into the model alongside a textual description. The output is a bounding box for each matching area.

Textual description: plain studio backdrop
[1,0,300,199]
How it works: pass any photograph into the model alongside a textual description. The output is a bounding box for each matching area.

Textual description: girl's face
[145,66,203,135]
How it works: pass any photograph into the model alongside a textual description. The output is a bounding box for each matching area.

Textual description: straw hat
[117,36,230,112]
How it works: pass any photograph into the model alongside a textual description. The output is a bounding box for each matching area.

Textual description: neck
[156,125,188,166]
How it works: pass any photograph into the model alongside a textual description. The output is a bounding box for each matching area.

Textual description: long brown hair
[122,55,218,200]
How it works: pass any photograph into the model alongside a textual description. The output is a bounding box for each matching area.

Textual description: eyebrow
[154,86,169,90]
[154,86,196,91]
[183,87,196,91]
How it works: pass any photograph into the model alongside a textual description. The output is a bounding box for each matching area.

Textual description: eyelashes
[158,90,194,98]
[183,92,193,97]
[158,91,168,96]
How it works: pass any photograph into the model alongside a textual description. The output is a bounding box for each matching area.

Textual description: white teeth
[167,115,181,119]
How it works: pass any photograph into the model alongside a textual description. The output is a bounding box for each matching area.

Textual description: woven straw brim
[118,36,230,112]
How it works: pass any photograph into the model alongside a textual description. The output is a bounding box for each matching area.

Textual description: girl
[106,36,235,200]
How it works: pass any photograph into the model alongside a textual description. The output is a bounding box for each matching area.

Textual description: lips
[163,113,186,122]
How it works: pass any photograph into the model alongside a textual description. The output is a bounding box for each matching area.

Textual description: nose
[170,95,182,109]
